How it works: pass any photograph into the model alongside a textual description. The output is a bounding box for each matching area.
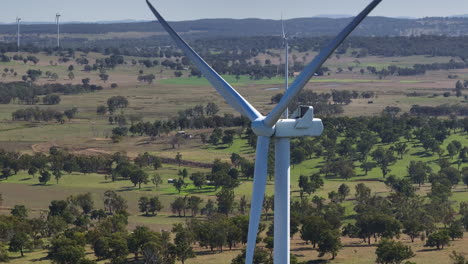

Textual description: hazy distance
[1,0,468,24]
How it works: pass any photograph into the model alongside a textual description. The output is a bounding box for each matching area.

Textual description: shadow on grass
[31,183,49,186]
[304,260,330,264]
[20,177,32,181]
[292,246,316,252]
[343,243,373,248]
[411,151,431,158]
[214,145,229,150]
[417,248,441,252]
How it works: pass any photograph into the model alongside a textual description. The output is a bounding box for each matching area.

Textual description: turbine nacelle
[251,106,323,138]
[275,106,323,138]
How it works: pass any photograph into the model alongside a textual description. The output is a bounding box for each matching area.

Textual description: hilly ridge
[1,16,468,37]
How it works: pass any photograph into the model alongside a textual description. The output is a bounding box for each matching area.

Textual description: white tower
[16,17,21,50]
[56,13,61,48]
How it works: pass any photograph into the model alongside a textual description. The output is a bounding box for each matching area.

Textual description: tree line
[0,82,103,105]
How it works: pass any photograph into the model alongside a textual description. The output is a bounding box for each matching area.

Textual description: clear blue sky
[1,0,468,23]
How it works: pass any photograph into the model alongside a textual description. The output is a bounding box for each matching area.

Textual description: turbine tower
[145,1,381,263]
[56,13,61,48]
[16,17,21,50]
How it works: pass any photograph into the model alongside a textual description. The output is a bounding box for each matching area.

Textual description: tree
[238,196,248,216]
[301,216,330,248]
[355,183,371,203]
[425,230,450,250]
[93,237,110,260]
[28,166,38,178]
[173,178,186,193]
[187,196,203,217]
[298,173,324,196]
[338,184,350,202]
[107,96,128,113]
[178,168,188,179]
[1,168,11,179]
[103,190,127,215]
[0,246,8,262]
[317,229,342,260]
[447,221,464,241]
[174,229,195,264]
[138,196,150,216]
[68,193,94,214]
[361,161,376,175]
[171,197,187,217]
[151,174,163,188]
[394,142,408,159]
[190,172,206,189]
[39,170,51,185]
[48,235,86,264]
[231,247,271,264]
[371,147,396,177]
[209,128,223,145]
[68,71,75,80]
[408,160,431,186]
[9,232,31,257]
[402,219,425,242]
[127,226,155,261]
[217,188,235,215]
[96,105,107,115]
[450,251,468,264]
[448,142,461,159]
[130,169,149,189]
[291,147,306,167]
[99,73,109,83]
[463,168,468,189]
[53,169,62,184]
[375,239,415,264]
[43,94,61,105]
[205,102,219,116]
[263,195,274,220]
[148,197,163,216]
[11,205,28,219]
[108,233,129,264]
[175,152,182,167]
[441,167,461,186]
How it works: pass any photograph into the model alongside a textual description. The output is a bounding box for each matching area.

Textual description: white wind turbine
[56,13,61,48]
[16,17,21,50]
[145,1,381,263]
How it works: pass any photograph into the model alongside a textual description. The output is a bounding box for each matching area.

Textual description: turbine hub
[251,117,275,137]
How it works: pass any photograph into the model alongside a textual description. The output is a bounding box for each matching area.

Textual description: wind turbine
[145,1,381,263]
[16,17,21,50]
[56,13,61,48]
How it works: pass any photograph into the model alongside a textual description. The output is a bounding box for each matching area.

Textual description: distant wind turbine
[56,13,61,48]
[145,0,381,263]
[16,17,21,51]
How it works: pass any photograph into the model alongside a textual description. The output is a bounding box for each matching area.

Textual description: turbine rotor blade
[146,0,262,121]
[264,0,382,127]
[245,136,270,264]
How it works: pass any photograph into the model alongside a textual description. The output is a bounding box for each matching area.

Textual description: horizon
[1,0,468,24]
[1,14,468,26]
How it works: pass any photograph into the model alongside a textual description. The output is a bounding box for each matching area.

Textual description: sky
[1,0,468,24]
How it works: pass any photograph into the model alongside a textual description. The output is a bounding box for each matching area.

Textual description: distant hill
[2,16,468,37]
